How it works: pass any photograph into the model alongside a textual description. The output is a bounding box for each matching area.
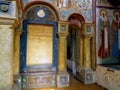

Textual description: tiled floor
[23,73,106,90]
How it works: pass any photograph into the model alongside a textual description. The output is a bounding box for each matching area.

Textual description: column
[84,35,91,68]
[14,30,22,74]
[79,23,95,84]
[58,33,68,71]
[80,35,84,68]
[57,21,69,88]
[79,35,94,84]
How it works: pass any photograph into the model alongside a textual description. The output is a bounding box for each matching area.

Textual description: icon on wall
[37,9,45,18]
[36,8,47,18]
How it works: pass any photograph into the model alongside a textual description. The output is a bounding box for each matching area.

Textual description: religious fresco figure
[76,0,91,11]
[57,0,68,8]
[57,0,72,8]
[98,9,110,58]
[111,10,120,57]
[67,0,71,8]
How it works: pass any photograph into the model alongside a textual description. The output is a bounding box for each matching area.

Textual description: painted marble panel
[0,25,13,89]
[96,8,120,64]
[22,0,93,23]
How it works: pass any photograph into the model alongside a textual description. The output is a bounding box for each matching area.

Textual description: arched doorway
[67,13,85,77]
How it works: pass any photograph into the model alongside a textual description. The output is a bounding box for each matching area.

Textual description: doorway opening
[67,26,81,76]
[67,14,85,76]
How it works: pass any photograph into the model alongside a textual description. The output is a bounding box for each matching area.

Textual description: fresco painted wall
[22,0,93,23]
[96,0,120,64]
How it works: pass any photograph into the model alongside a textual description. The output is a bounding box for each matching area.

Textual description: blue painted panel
[111,30,120,57]
[53,22,58,71]
[20,19,58,73]
[20,20,28,73]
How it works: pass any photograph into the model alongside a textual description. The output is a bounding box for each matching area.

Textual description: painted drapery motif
[98,9,110,58]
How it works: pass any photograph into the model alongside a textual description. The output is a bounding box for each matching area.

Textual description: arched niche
[20,1,60,74]
[68,13,85,29]
[23,1,60,21]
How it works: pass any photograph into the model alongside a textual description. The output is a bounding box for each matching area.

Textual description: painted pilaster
[80,35,84,68]
[79,24,95,84]
[0,19,18,89]
[14,29,22,74]
[58,33,68,71]
[57,21,69,72]
[57,21,69,87]
[84,35,92,68]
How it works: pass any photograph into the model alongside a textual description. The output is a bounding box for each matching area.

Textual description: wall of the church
[96,0,120,64]
[22,0,93,23]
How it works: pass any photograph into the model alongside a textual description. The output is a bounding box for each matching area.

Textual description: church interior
[0,0,120,90]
